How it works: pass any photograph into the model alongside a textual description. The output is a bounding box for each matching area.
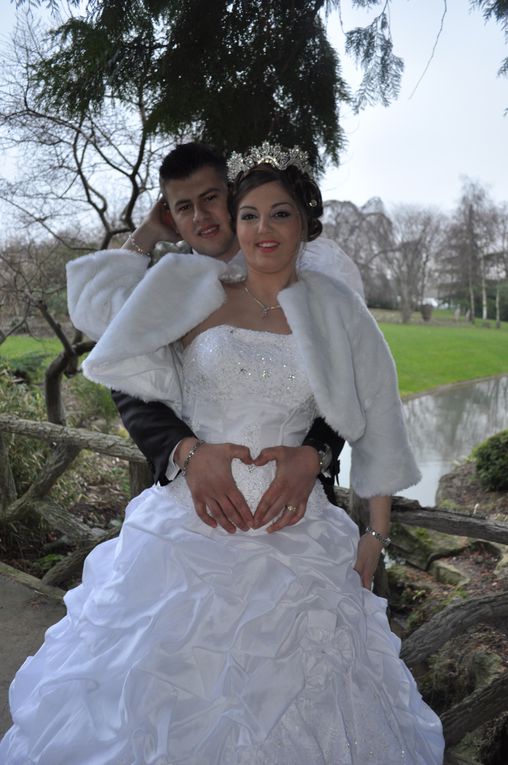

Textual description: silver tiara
[227,141,313,182]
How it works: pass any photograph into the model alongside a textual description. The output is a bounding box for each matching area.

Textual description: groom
[112,143,361,532]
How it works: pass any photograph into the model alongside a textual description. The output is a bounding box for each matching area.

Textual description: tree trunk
[0,430,17,513]
[0,560,65,600]
[399,285,412,324]
[480,255,488,321]
[401,303,412,323]
[467,203,476,324]
[468,282,476,323]
[37,499,102,543]
[129,461,154,497]
[37,311,94,428]
[41,525,120,587]
[3,443,81,524]
[401,591,508,666]
[0,414,146,464]
[441,672,508,746]
[44,352,70,426]
[495,283,501,329]
[0,415,145,463]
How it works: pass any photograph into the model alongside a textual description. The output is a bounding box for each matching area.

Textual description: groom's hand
[178,441,254,533]
[253,446,320,532]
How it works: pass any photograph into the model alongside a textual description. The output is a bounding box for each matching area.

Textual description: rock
[390,523,469,570]
[444,745,482,765]
[436,460,508,520]
[470,540,504,557]
[471,540,508,577]
[429,560,470,587]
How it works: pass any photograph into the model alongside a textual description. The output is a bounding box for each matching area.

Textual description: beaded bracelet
[181,439,205,477]
[126,233,151,257]
[364,526,391,548]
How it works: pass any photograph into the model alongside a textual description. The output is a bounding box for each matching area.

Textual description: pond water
[337,376,508,506]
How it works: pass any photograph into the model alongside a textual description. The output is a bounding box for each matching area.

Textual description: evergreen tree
[15,0,409,172]
[13,0,508,169]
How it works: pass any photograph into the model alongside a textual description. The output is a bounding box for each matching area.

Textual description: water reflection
[338,376,508,506]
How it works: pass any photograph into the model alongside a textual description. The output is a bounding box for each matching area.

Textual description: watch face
[305,441,332,472]
[318,447,332,471]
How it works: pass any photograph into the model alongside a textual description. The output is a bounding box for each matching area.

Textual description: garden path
[0,572,65,736]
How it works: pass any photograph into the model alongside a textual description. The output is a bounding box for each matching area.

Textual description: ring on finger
[284,504,298,513]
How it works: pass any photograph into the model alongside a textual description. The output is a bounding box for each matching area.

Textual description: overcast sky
[2,0,507,216]
[322,0,508,212]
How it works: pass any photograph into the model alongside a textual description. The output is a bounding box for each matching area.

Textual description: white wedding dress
[0,326,444,765]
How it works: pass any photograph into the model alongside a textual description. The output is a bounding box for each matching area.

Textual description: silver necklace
[243,285,282,319]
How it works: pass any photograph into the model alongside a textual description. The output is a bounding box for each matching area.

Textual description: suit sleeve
[112,391,196,485]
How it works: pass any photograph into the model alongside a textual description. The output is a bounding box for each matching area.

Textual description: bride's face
[236,181,303,275]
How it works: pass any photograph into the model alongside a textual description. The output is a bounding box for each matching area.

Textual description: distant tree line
[323,181,508,325]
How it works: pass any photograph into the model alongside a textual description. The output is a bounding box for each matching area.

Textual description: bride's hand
[353,534,384,589]
[180,441,254,533]
[252,446,320,532]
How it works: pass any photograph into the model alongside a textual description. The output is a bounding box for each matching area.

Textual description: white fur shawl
[81,252,421,498]
[66,238,364,342]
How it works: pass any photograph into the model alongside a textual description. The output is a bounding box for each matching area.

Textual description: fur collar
[86,253,377,443]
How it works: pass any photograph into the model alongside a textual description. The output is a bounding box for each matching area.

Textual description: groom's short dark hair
[159,143,227,184]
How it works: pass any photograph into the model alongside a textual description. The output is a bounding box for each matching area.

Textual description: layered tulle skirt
[0,478,444,764]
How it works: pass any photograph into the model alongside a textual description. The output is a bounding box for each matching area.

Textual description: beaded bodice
[181,325,318,510]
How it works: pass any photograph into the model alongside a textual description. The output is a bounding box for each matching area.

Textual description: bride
[0,144,445,764]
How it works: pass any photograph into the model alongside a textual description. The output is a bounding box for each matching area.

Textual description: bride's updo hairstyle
[227,143,323,242]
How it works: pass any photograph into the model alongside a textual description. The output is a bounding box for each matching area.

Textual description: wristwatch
[304,439,333,474]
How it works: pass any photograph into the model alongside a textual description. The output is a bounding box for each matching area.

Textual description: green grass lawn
[2,324,508,398]
[0,335,62,360]
[380,322,508,396]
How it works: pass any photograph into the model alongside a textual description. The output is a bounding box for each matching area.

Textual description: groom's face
[163,166,238,261]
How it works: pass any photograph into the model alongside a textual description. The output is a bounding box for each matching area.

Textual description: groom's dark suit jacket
[112,392,343,506]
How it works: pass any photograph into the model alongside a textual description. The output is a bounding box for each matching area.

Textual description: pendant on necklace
[243,285,281,319]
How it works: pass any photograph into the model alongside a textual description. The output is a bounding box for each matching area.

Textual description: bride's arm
[353,495,391,589]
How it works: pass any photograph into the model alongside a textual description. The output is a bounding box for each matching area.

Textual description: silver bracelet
[364,526,391,548]
[181,439,205,477]
[125,232,151,256]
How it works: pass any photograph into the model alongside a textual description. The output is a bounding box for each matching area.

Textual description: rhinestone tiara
[227,141,313,182]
